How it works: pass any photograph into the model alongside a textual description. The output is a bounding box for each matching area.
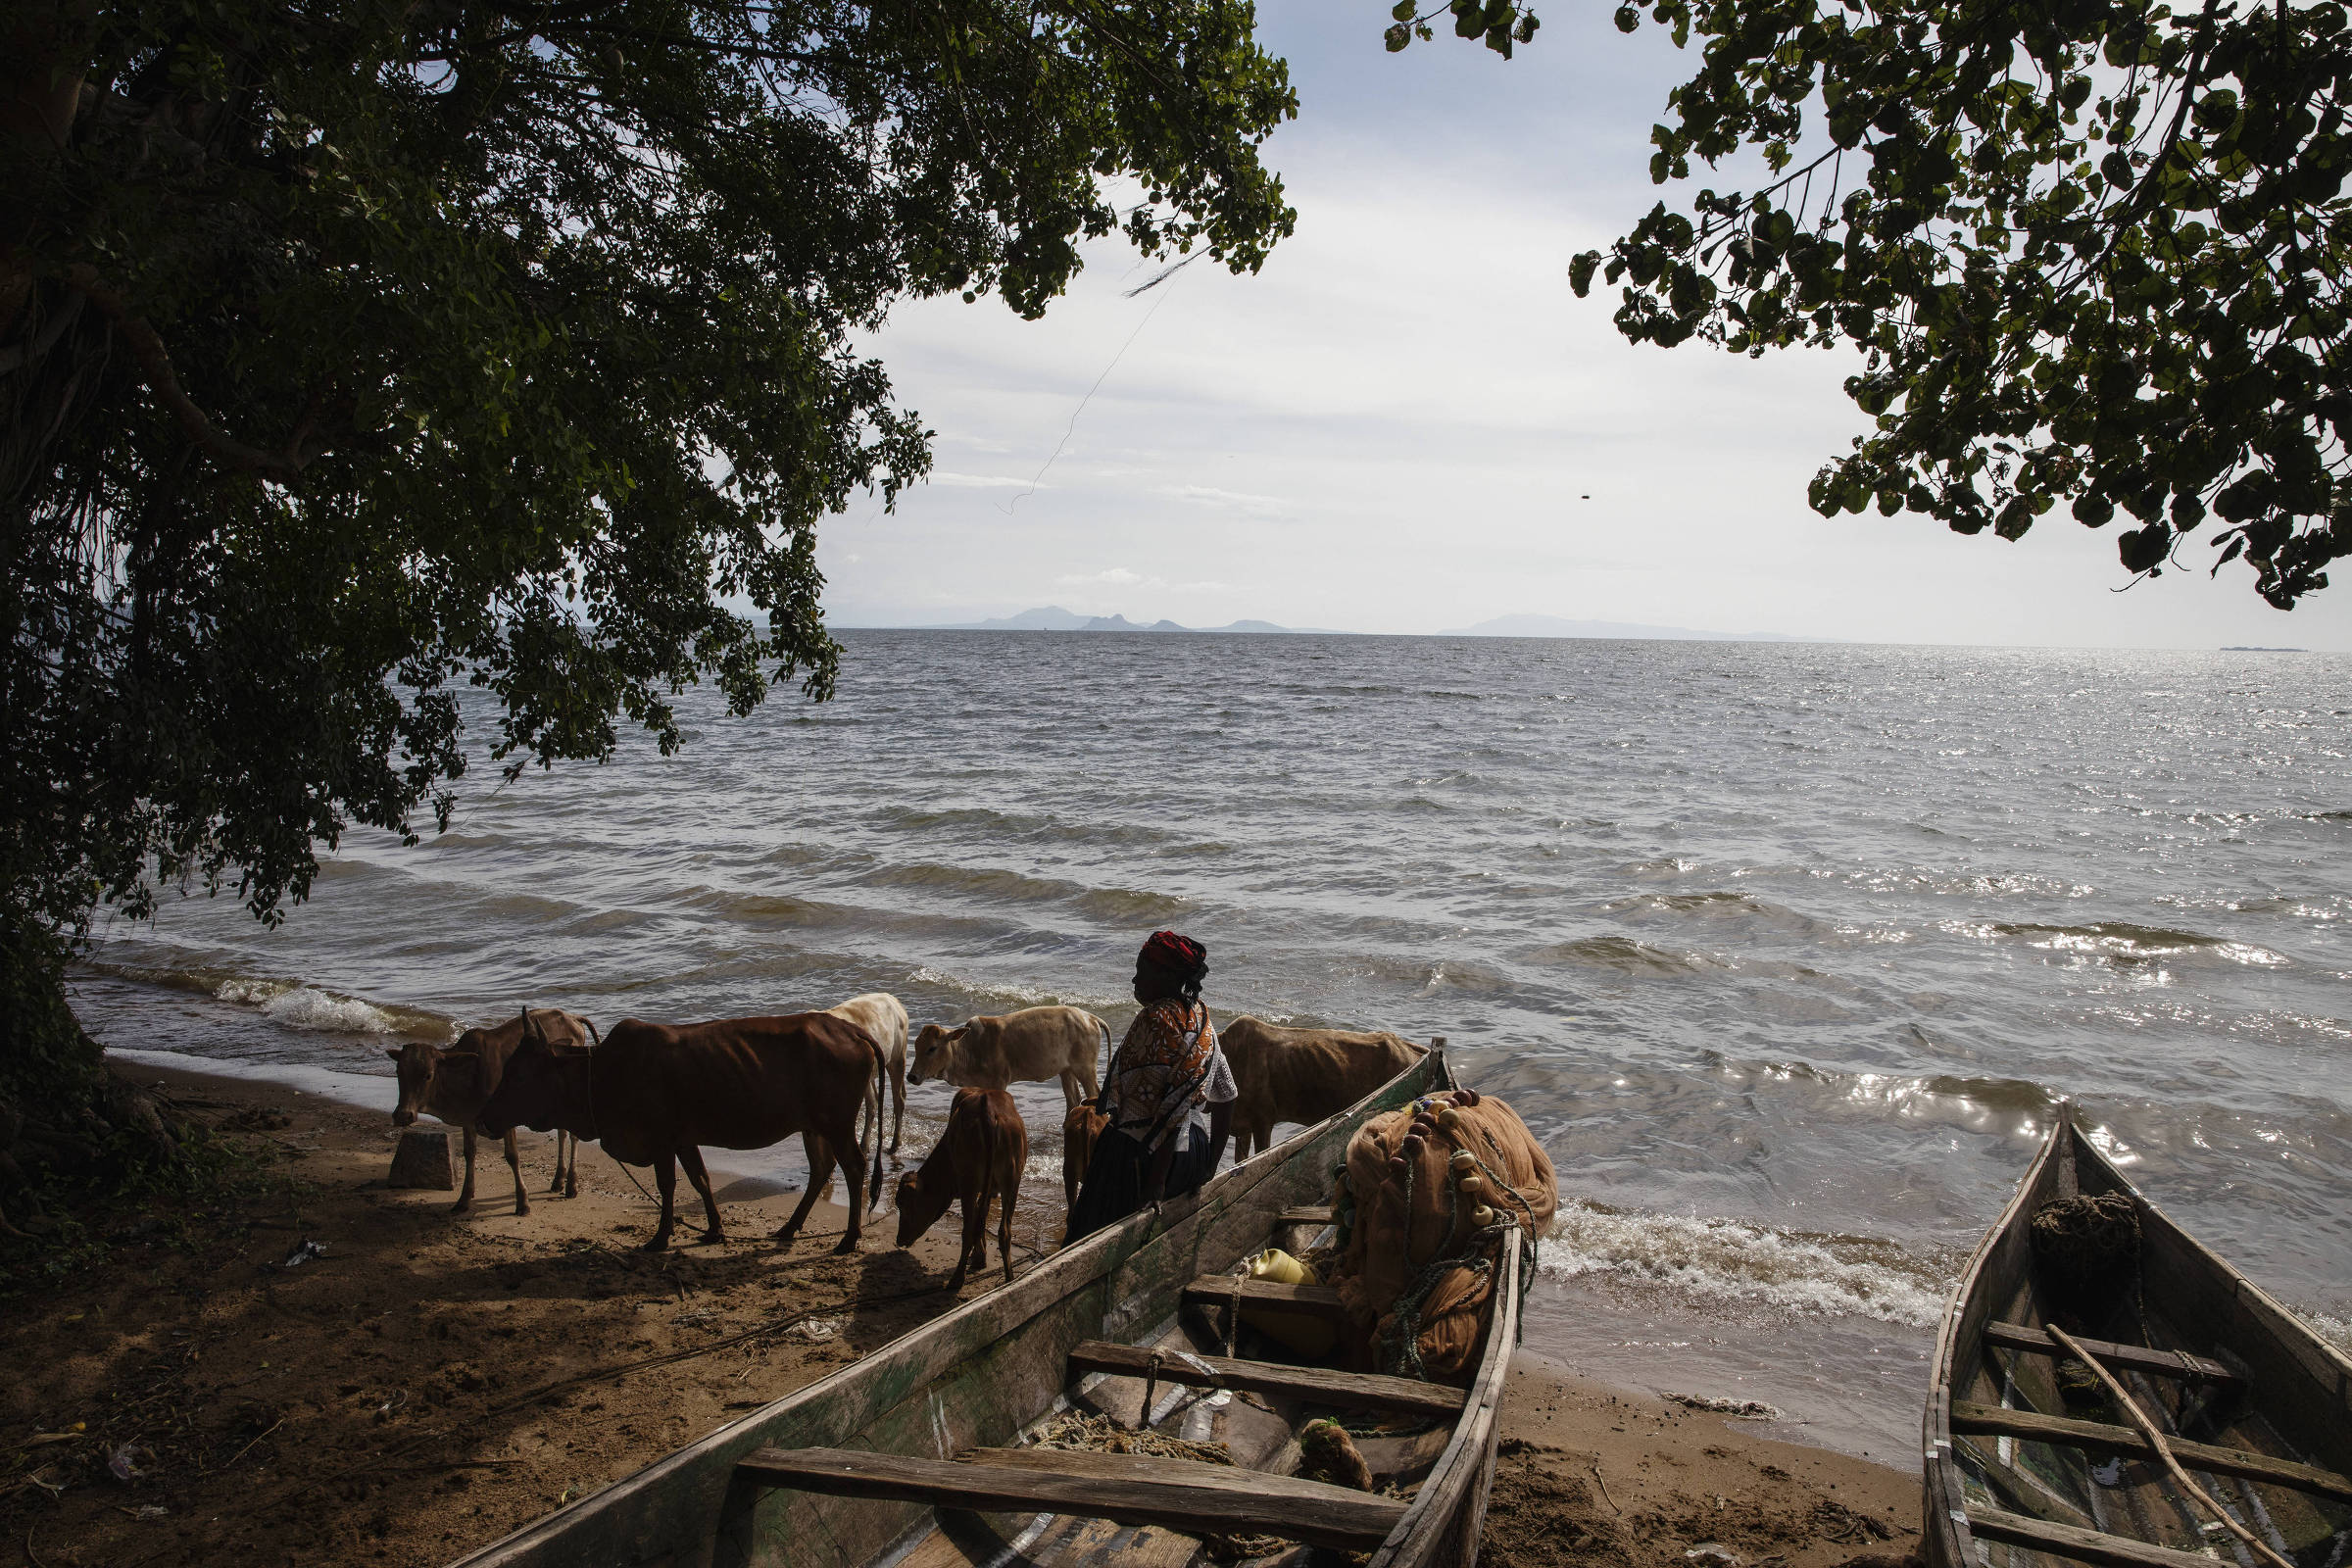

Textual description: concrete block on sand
[388,1127,455,1189]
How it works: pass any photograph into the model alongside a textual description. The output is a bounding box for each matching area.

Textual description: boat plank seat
[1949,1401,2352,1504]
[1981,1322,2240,1386]
[1181,1276,1350,1320]
[1277,1206,1335,1226]
[1965,1506,2250,1568]
[1067,1341,1465,1418]
[735,1446,1406,1552]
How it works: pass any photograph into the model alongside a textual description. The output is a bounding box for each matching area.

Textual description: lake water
[74,631,2352,1466]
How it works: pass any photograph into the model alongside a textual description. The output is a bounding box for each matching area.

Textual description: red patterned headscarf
[1137,930,1207,996]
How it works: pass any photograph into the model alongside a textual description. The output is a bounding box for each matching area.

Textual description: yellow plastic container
[1241,1250,1336,1357]
[1248,1248,1319,1286]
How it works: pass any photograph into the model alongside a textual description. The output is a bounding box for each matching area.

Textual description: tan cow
[475,1012,884,1253]
[1219,1017,1426,1159]
[386,1007,597,1215]
[825,993,909,1156]
[909,1005,1106,1110]
[895,1088,1026,1292]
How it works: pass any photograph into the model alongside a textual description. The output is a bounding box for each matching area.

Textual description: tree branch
[66,265,325,479]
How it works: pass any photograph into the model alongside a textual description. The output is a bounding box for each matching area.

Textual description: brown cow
[909,1005,1106,1110]
[385,1007,597,1215]
[895,1089,1026,1293]
[475,1012,884,1253]
[1060,1102,1107,1209]
[1219,1017,1426,1159]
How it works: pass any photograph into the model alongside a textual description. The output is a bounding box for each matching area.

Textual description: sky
[818,4,2352,653]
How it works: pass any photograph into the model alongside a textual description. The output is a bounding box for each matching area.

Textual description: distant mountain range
[907,606,1327,634]
[866,607,1814,641]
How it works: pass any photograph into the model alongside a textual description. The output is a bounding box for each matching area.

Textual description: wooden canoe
[1926,1101,2352,1568]
[454,1044,1521,1568]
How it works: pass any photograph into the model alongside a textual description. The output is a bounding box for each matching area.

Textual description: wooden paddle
[2046,1323,2293,1568]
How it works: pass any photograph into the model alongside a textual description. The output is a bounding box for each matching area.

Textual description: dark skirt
[1064,1127,1219,1245]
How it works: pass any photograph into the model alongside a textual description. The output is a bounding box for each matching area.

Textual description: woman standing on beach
[1063,930,1235,1243]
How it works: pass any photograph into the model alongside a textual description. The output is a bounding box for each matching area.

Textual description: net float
[1456,1174,1483,1198]
[1387,1155,1408,1177]
[1448,1150,1476,1173]
[1471,1204,1496,1227]
[1400,1134,1425,1157]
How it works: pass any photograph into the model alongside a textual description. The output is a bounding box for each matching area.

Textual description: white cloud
[927,471,1045,490]
[1158,484,1294,517]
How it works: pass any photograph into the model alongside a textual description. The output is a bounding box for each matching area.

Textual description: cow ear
[441,1049,479,1063]
[384,1048,402,1061]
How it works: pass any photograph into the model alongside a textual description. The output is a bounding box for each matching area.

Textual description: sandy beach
[0,1060,1920,1568]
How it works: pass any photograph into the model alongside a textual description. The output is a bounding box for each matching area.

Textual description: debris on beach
[1663,1392,1782,1420]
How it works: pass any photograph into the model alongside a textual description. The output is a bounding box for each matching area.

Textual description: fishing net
[2031,1191,2140,1326]
[1027,1408,1233,1465]
[1327,1091,1556,1382]
[1025,1412,1289,1561]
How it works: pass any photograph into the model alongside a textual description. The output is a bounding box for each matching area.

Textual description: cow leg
[548,1130,565,1194]
[776,1134,833,1249]
[997,1173,1017,1284]
[948,1191,981,1295]
[1058,1069,1081,1113]
[504,1129,530,1217]
[889,1055,907,1158]
[678,1145,725,1244]
[832,1118,868,1254]
[453,1124,477,1213]
[1075,1057,1101,1104]
[562,1131,579,1199]
[644,1150,678,1251]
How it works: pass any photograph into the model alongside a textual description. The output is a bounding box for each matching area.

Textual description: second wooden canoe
[1925,1102,2352,1568]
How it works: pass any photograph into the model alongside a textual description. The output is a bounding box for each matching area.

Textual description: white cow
[826,993,910,1156]
[910,1005,1107,1111]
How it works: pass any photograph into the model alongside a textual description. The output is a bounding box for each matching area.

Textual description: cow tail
[584,1015,603,1050]
[864,1037,886,1207]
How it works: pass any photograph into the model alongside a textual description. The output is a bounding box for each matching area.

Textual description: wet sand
[0,1061,1918,1568]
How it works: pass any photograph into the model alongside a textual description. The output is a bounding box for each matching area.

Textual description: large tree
[1403,0,2351,608]
[0,0,1296,1200]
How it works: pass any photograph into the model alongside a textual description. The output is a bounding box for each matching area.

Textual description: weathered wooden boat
[459,1043,1520,1568]
[1926,1101,2352,1568]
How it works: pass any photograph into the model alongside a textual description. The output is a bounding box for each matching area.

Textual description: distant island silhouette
[874,607,1815,641]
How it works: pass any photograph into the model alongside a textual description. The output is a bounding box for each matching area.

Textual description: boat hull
[456,1050,1482,1568]
[1925,1105,2352,1568]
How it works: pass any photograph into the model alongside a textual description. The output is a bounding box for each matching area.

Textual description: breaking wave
[213,977,445,1039]
[1539,1200,1955,1329]
[1976,920,2288,966]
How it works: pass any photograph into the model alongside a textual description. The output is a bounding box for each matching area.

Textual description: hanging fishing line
[999,255,1197,514]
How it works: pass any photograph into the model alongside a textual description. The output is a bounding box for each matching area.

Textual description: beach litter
[1662,1392,1781,1420]
[797,1319,840,1343]
[1686,1544,1741,1566]
[374,1390,409,1423]
[106,1443,152,1483]
[275,1239,326,1269]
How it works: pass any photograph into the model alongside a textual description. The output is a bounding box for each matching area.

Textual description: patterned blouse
[1105,998,1219,1152]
